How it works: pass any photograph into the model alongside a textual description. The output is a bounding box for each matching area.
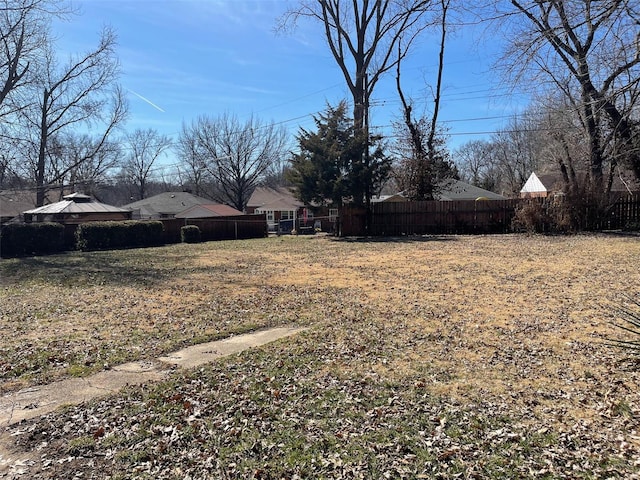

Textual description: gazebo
[23,193,131,224]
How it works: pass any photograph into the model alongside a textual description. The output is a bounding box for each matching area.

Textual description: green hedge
[0,222,65,257]
[75,221,164,251]
[181,225,201,243]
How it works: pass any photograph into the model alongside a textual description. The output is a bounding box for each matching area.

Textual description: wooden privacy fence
[339,195,640,236]
[340,200,520,236]
[161,214,267,243]
[589,194,640,230]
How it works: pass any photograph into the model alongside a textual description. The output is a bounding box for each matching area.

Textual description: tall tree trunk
[425,0,448,200]
[36,88,49,207]
[581,89,604,191]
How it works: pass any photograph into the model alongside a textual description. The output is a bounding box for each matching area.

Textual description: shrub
[512,201,550,234]
[547,186,617,232]
[76,221,164,251]
[512,198,578,234]
[0,222,65,257]
[127,221,164,247]
[76,222,114,250]
[181,225,201,243]
[545,200,576,233]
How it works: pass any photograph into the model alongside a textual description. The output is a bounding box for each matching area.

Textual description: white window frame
[280,210,294,221]
[265,210,274,223]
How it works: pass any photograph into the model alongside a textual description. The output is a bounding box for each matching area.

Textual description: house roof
[436,179,506,201]
[246,187,304,211]
[521,170,640,194]
[372,193,408,203]
[0,190,37,219]
[175,204,244,219]
[252,182,505,207]
[23,194,128,215]
[374,180,505,202]
[521,172,547,194]
[63,192,92,201]
[521,172,571,193]
[122,192,213,216]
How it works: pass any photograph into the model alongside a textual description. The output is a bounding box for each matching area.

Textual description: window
[329,208,338,220]
[280,210,293,221]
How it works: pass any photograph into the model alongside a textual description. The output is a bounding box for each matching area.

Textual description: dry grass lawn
[1,233,639,478]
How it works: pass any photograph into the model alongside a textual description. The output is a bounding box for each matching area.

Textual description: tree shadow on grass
[0,248,214,288]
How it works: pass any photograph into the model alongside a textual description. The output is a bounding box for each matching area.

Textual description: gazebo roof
[23,194,128,215]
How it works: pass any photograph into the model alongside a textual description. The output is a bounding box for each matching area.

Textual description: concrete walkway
[0,326,306,474]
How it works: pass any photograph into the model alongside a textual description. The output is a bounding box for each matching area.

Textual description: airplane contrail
[127,89,165,113]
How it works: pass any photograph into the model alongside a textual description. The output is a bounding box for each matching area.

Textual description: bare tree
[489,113,548,196]
[178,113,288,211]
[500,0,640,191]
[46,133,122,199]
[0,129,24,187]
[121,128,172,201]
[394,0,452,200]
[0,0,72,190]
[454,139,495,188]
[0,0,70,114]
[279,0,436,211]
[280,1,435,130]
[390,116,455,196]
[455,100,590,197]
[175,121,214,198]
[14,26,127,206]
[533,95,591,193]
[260,159,291,188]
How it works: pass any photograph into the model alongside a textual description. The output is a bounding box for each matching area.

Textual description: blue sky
[53,0,529,167]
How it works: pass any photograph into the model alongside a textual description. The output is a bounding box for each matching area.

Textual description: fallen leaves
[1,234,639,478]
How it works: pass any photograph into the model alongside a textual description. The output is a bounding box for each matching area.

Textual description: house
[23,193,131,224]
[373,179,506,202]
[372,193,409,203]
[436,179,506,201]
[520,171,640,198]
[175,204,244,219]
[123,192,214,219]
[0,190,37,224]
[246,187,306,232]
[520,172,549,198]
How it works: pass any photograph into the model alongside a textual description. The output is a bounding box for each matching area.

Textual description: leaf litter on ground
[1,234,639,478]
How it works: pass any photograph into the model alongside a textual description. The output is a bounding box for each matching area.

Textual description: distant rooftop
[23,193,129,215]
[247,187,304,210]
[123,192,214,218]
[176,204,244,219]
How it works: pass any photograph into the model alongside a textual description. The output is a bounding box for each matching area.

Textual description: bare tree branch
[12,25,128,206]
[121,128,171,201]
[501,0,640,190]
[178,114,288,211]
